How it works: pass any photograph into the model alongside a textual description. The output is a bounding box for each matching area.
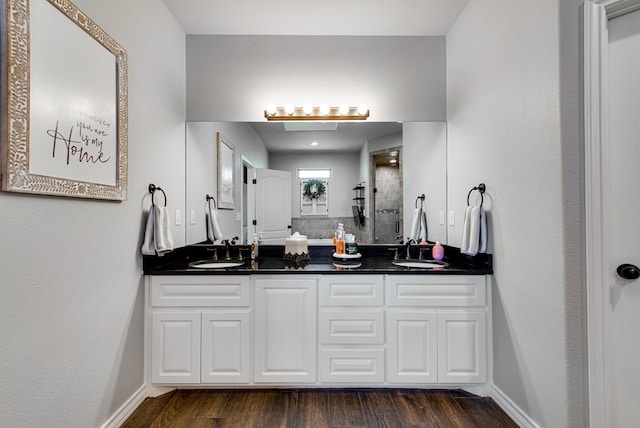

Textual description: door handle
[617,263,640,280]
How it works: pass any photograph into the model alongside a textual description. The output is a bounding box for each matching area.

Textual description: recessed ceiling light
[310,141,319,146]
[390,151,398,157]
[390,159,397,164]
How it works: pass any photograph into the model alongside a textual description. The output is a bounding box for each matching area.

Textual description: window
[297,168,332,179]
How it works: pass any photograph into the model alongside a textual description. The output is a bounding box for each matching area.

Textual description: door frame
[584,1,640,426]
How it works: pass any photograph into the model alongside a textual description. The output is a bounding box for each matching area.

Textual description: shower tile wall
[374,165,402,243]
[292,217,371,243]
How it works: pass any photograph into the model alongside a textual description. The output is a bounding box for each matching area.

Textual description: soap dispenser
[432,240,444,261]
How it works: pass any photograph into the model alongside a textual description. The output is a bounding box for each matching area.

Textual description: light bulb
[303,104,313,115]
[284,103,295,115]
[357,104,369,115]
[266,103,277,116]
[339,104,350,115]
[319,104,330,116]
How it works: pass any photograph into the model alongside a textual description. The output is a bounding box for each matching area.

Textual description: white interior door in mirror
[255,168,292,242]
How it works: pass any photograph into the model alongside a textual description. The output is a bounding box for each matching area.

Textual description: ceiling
[162,0,470,36]
[164,0,466,151]
[250,122,402,153]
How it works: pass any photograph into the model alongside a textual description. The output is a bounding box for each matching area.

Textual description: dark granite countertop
[143,243,492,276]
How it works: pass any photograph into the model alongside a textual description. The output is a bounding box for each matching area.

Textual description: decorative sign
[1,0,128,200]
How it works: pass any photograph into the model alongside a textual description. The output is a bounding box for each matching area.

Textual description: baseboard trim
[491,384,541,428]
[100,384,147,428]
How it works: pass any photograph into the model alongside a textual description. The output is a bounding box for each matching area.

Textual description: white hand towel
[409,208,421,241]
[461,206,487,256]
[460,206,473,255]
[420,209,428,241]
[154,206,174,255]
[206,204,223,243]
[479,207,488,253]
[141,205,156,256]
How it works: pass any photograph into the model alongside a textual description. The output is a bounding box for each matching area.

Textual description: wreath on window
[303,179,326,201]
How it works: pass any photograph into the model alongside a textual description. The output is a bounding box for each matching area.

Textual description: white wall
[186,35,446,122]
[402,122,447,243]
[269,152,360,218]
[0,0,186,426]
[185,122,268,245]
[447,0,585,426]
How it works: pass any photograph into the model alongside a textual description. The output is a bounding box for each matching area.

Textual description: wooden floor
[121,389,518,428]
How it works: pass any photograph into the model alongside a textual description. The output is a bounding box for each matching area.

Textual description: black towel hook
[466,183,486,207]
[148,183,167,207]
[415,194,425,209]
[206,194,217,209]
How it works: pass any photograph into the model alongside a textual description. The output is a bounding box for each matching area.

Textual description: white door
[437,311,486,384]
[201,311,250,384]
[254,168,292,243]
[605,9,640,426]
[151,311,200,384]
[254,277,317,383]
[387,311,438,383]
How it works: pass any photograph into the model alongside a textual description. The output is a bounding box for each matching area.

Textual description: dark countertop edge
[143,243,492,276]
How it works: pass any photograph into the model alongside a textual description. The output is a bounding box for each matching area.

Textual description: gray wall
[446,0,585,426]
[0,0,186,426]
[186,35,446,122]
[269,152,361,218]
[402,122,447,243]
[186,122,269,245]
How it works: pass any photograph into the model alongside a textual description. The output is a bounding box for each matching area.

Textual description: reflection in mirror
[185,121,447,247]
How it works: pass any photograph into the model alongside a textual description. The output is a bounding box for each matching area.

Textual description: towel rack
[148,183,167,207]
[415,194,425,209]
[206,194,217,209]
[466,183,486,207]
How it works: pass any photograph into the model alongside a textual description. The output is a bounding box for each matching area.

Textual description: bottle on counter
[432,240,444,261]
[251,233,259,261]
[336,223,345,254]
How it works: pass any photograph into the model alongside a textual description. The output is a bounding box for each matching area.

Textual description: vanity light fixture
[264,103,370,121]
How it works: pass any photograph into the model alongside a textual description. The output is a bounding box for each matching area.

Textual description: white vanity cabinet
[148,275,251,385]
[386,275,488,384]
[146,272,490,391]
[253,276,317,383]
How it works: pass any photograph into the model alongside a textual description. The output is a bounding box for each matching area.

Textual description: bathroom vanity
[143,245,492,396]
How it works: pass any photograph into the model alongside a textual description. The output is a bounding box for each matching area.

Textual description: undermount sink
[188,260,245,269]
[392,260,449,269]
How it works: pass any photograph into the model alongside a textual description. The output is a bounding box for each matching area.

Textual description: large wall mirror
[185,121,447,246]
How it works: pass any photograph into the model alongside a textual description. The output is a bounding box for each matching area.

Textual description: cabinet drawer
[320,348,385,383]
[319,275,384,306]
[385,275,486,307]
[319,310,384,345]
[151,276,250,307]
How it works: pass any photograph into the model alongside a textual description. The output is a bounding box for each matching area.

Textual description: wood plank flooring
[121,389,518,428]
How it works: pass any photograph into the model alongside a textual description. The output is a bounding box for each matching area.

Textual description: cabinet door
[151,311,200,384]
[254,277,317,383]
[437,311,487,384]
[387,311,438,383]
[201,311,250,384]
